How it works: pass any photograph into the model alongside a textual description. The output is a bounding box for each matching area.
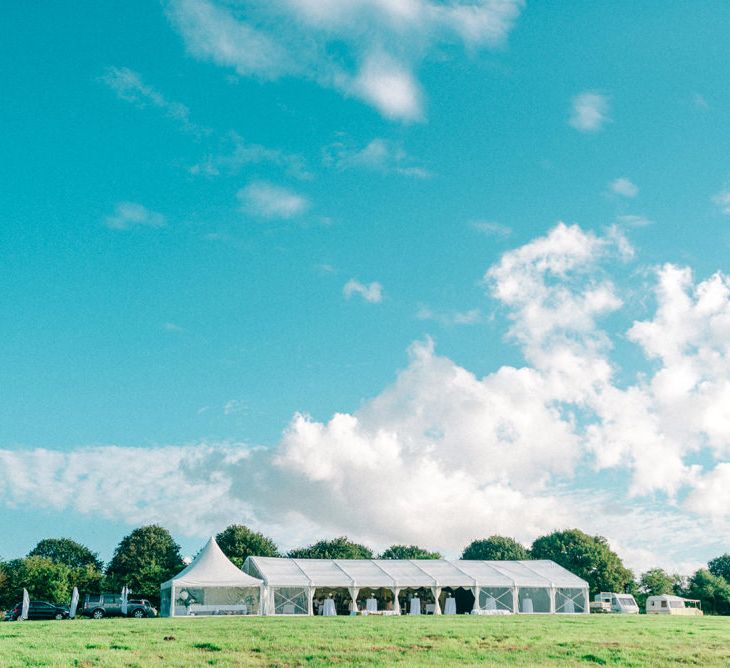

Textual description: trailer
[589,592,639,614]
[646,595,703,616]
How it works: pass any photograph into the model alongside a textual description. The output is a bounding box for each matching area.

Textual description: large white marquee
[243,557,589,616]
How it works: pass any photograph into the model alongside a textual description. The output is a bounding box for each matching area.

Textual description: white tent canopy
[160,537,263,617]
[243,558,589,616]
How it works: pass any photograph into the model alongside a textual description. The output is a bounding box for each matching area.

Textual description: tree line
[1,526,729,614]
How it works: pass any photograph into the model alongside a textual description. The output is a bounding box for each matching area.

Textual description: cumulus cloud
[103,202,166,230]
[0,445,256,535]
[343,279,383,303]
[609,177,638,198]
[5,223,730,569]
[165,0,524,121]
[239,181,310,219]
[569,91,610,133]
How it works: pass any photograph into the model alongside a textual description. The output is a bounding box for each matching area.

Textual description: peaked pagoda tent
[160,537,263,616]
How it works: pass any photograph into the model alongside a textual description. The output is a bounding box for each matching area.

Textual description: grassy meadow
[1,614,729,667]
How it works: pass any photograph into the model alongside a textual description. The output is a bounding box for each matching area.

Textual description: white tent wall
[242,558,589,616]
[161,537,263,617]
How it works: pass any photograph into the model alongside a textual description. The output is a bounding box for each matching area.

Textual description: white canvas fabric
[522,560,590,588]
[161,537,264,617]
[21,589,29,620]
[69,587,79,619]
[162,537,263,589]
[244,557,587,589]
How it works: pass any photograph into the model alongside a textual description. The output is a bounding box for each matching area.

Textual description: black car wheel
[92,609,105,619]
[132,609,145,618]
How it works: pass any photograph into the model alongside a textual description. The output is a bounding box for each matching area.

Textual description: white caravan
[646,595,703,616]
[589,592,640,614]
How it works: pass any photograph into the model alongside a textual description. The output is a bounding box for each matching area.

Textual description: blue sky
[2,1,730,571]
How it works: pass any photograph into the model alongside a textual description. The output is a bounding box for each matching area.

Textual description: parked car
[81,593,157,619]
[4,601,69,621]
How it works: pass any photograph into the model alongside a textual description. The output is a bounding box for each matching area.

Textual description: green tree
[684,568,730,615]
[0,557,72,608]
[461,536,529,561]
[28,538,103,570]
[26,537,104,597]
[639,568,676,594]
[287,537,373,559]
[708,554,730,583]
[28,538,104,571]
[216,525,280,568]
[0,561,10,609]
[379,545,442,560]
[530,529,633,596]
[635,568,680,611]
[105,525,184,603]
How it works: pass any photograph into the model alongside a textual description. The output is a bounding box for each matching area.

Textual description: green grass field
[1,615,729,667]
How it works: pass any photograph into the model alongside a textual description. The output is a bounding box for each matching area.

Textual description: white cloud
[693,93,709,110]
[166,0,293,79]
[685,464,730,518]
[417,306,481,326]
[349,52,424,121]
[166,0,524,121]
[609,177,638,198]
[163,322,185,332]
[239,181,310,219]
[314,263,337,275]
[323,137,429,178]
[616,214,653,228]
[101,66,207,136]
[569,91,610,133]
[712,188,730,214]
[190,132,310,180]
[6,223,730,570]
[223,399,247,416]
[343,279,383,303]
[103,202,166,230]
[0,444,256,536]
[471,220,512,238]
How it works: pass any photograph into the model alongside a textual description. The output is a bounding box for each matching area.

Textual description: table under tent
[242,557,588,616]
[160,537,263,616]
